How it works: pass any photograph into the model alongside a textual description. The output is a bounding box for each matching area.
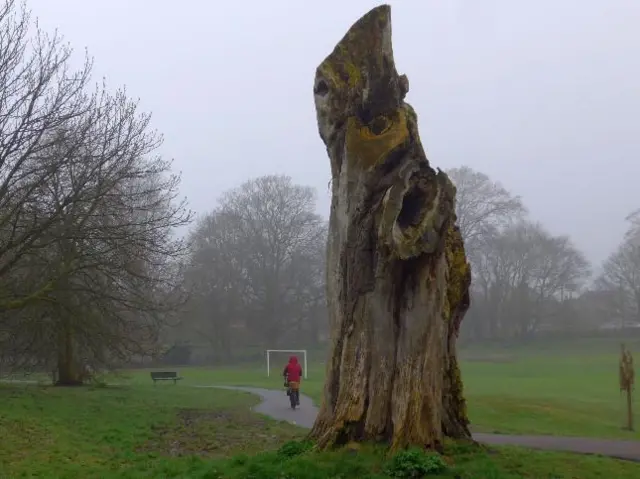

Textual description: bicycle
[284,375,300,410]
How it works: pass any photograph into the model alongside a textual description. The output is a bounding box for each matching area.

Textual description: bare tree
[447,166,526,254]
[0,0,94,311]
[181,211,249,362]
[308,5,472,450]
[283,225,327,345]
[182,175,327,360]
[466,220,590,340]
[595,214,640,326]
[217,175,326,346]
[624,209,640,241]
[0,15,192,383]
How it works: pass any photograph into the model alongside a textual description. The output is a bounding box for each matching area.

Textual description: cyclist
[283,355,302,407]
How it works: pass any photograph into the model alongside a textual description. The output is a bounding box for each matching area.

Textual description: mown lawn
[116,337,640,440]
[1,383,639,478]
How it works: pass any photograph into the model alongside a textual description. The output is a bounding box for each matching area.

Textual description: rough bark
[55,299,83,387]
[308,4,472,451]
[56,330,82,386]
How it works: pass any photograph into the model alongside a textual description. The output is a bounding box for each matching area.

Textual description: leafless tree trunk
[308,5,472,450]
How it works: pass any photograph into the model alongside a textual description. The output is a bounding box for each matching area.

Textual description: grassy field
[108,337,640,441]
[2,337,637,477]
[1,382,640,478]
[0,384,301,478]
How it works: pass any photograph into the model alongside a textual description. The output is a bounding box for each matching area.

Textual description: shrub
[277,440,314,459]
[384,448,448,478]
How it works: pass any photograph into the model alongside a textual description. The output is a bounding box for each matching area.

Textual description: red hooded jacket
[283,355,303,383]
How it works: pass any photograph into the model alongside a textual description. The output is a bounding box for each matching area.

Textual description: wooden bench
[150,371,183,384]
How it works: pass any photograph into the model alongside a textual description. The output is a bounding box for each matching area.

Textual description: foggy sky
[29,0,640,266]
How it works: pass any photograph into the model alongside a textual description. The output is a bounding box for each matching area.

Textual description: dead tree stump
[308,4,473,451]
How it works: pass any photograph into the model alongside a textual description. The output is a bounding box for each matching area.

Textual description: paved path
[204,386,640,463]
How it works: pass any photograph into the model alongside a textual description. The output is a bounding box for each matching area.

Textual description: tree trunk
[56,313,82,386]
[308,4,472,451]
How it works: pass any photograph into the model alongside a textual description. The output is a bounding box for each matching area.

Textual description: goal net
[266,349,308,379]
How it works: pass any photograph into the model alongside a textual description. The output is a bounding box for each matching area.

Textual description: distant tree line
[0,1,190,384]
[173,167,640,363]
[448,166,640,342]
[175,175,327,364]
[176,164,640,362]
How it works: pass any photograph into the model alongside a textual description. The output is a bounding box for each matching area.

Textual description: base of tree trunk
[308,225,472,451]
[54,379,84,387]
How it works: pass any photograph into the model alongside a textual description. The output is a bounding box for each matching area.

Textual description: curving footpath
[204,386,640,463]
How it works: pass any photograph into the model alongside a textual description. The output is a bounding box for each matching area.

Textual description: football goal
[266,349,308,379]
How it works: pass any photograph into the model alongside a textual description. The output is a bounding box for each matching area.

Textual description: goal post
[266,349,308,379]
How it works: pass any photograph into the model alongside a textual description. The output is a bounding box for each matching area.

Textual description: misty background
[1,0,639,375]
[30,0,640,263]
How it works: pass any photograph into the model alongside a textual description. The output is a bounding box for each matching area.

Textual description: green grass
[114,337,640,441]
[462,353,639,439]
[462,337,640,439]
[213,440,640,478]
[1,383,639,478]
[0,383,301,478]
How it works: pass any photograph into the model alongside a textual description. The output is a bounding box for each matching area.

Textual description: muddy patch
[139,407,303,458]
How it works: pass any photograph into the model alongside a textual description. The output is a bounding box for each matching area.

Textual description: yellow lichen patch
[392,204,438,259]
[344,441,361,453]
[334,44,363,88]
[449,357,468,419]
[445,226,470,318]
[345,62,361,88]
[379,176,443,260]
[318,39,367,92]
[316,5,390,94]
[402,103,428,157]
[442,294,452,323]
[404,103,418,125]
[388,172,456,260]
[345,109,409,171]
[318,57,362,91]
[317,63,339,88]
